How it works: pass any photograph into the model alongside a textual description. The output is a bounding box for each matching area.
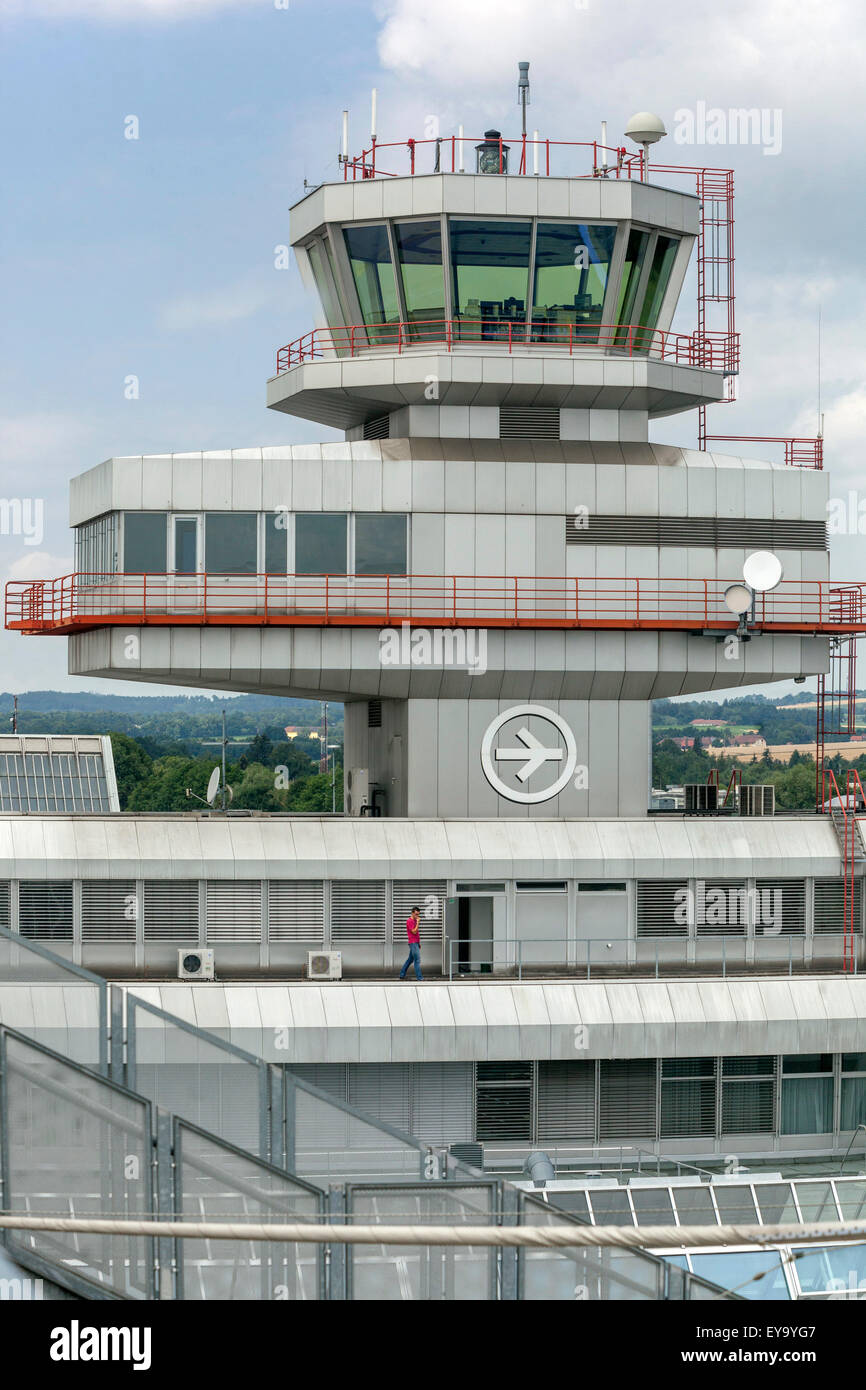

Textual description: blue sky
[1,0,864,700]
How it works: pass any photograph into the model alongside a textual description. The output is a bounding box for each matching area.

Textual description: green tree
[109,732,153,809]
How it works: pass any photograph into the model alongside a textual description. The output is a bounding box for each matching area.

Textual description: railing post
[452,575,457,624]
[386,573,390,625]
[575,576,579,623]
[203,571,207,623]
[325,573,329,623]
[514,576,518,624]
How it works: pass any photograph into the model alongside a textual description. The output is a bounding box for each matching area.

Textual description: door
[170,515,201,613]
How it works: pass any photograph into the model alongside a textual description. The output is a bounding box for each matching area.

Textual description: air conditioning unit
[684,783,718,814]
[739,783,775,817]
[345,768,370,816]
[177,948,214,981]
[307,950,342,980]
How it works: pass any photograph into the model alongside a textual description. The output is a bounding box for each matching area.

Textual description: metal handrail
[275,316,740,375]
[8,572,866,637]
[444,933,843,982]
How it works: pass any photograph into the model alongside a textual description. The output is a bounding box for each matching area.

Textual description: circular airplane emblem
[480,704,578,805]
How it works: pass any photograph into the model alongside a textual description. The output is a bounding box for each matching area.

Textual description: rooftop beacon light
[624,110,666,180]
[476,129,509,175]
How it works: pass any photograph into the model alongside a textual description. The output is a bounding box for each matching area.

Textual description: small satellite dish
[743,551,783,593]
[206,767,221,805]
[724,583,753,616]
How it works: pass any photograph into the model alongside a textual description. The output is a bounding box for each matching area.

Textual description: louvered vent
[537,1061,595,1141]
[814,878,863,933]
[755,878,805,936]
[410,1062,474,1144]
[330,880,387,942]
[660,1057,717,1137]
[636,880,689,937]
[143,880,199,942]
[695,880,748,937]
[18,881,73,941]
[721,1056,776,1133]
[393,880,446,945]
[348,1063,412,1132]
[363,414,390,440]
[565,514,827,550]
[268,880,325,943]
[499,407,560,439]
[205,881,263,943]
[287,1064,349,1102]
[599,1059,658,1140]
[475,1061,532,1142]
[82,880,137,942]
[367,699,382,728]
[0,882,9,930]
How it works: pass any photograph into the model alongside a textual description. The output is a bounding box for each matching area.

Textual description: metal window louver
[0,882,9,930]
[18,881,73,941]
[814,878,863,934]
[81,880,137,942]
[392,880,446,945]
[267,881,325,944]
[287,1064,348,1102]
[536,1061,596,1141]
[367,699,382,728]
[499,407,560,439]
[721,1056,776,1133]
[330,881,387,942]
[204,881,263,943]
[695,880,749,937]
[754,878,806,937]
[636,880,689,937]
[409,1063,474,1144]
[362,414,390,440]
[565,514,827,550]
[348,1063,412,1133]
[598,1060,658,1140]
[142,880,199,943]
[475,1061,533,1142]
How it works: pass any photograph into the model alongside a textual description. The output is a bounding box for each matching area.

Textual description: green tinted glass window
[615,228,650,343]
[636,234,679,340]
[205,514,257,575]
[343,225,400,343]
[354,514,407,576]
[531,223,616,344]
[308,238,349,332]
[393,220,444,341]
[295,514,347,575]
[449,219,531,341]
[123,514,166,574]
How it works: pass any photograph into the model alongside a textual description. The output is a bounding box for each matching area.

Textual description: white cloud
[159,278,273,331]
[5,551,73,581]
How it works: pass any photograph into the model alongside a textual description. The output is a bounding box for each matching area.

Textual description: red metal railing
[275,319,740,376]
[6,573,866,637]
[341,134,641,182]
[703,435,824,471]
[821,767,866,972]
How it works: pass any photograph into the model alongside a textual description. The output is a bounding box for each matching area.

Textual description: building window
[721,1056,776,1134]
[615,227,650,340]
[661,1057,716,1137]
[204,513,257,574]
[475,1061,532,1141]
[354,514,407,576]
[295,514,347,575]
[449,219,532,340]
[264,512,287,574]
[841,1053,866,1132]
[77,513,119,580]
[530,222,616,344]
[306,237,350,332]
[343,224,400,343]
[393,220,444,341]
[173,516,198,574]
[637,234,679,336]
[123,514,165,574]
[780,1055,834,1134]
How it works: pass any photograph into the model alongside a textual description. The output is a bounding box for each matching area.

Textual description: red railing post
[386,573,390,625]
[514,576,519,624]
[325,574,329,623]
[452,575,457,624]
[574,576,579,623]
[142,572,147,621]
[704,579,708,626]
[203,571,207,623]
[635,577,640,625]
[264,572,268,622]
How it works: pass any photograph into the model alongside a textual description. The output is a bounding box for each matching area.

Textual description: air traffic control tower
[12,120,839,823]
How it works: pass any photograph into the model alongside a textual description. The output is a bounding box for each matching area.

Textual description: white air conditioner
[739,784,775,817]
[307,950,342,980]
[345,768,370,816]
[177,948,215,981]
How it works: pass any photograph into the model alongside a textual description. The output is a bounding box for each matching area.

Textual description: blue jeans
[400,942,423,980]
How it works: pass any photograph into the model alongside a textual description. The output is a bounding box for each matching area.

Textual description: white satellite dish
[724,583,753,616]
[743,551,783,593]
[206,767,221,805]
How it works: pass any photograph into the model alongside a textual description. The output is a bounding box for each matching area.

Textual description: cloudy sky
[1,0,864,699]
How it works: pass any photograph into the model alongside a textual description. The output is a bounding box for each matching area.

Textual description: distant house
[689,718,726,728]
[671,736,695,749]
[284,726,299,740]
[729,733,766,748]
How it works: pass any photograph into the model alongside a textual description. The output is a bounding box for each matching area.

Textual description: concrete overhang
[266,351,725,430]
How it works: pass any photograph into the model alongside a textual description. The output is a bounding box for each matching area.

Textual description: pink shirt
[406,915,420,944]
